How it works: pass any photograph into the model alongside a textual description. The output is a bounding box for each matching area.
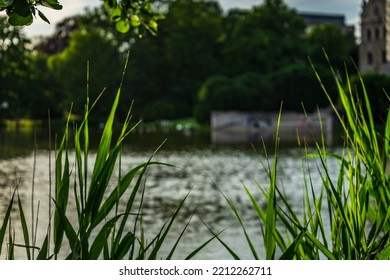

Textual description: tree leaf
[0,0,14,8]
[13,0,31,17]
[8,12,33,26]
[40,0,62,10]
[38,10,51,24]
[7,0,33,26]
[0,189,16,256]
[36,235,49,260]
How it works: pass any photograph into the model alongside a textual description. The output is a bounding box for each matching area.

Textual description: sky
[21,0,362,38]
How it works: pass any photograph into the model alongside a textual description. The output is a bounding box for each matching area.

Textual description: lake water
[0,126,339,259]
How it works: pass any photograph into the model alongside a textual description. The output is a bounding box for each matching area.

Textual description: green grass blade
[7,228,15,260]
[376,244,390,260]
[86,147,121,221]
[193,220,240,260]
[112,232,135,260]
[89,215,123,259]
[224,192,259,259]
[265,105,282,260]
[148,192,190,260]
[36,235,49,260]
[93,162,167,229]
[17,192,31,259]
[279,231,305,260]
[304,231,335,260]
[166,214,193,260]
[384,109,390,169]
[244,185,288,252]
[54,116,71,256]
[0,188,16,256]
[53,199,80,257]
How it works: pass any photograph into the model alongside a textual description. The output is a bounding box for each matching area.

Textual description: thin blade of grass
[223,192,259,259]
[148,192,190,260]
[376,244,390,260]
[112,232,135,260]
[17,191,31,259]
[54,114,71,256]
[7,227,15,260]
[279,231,305,260]
[90,53,129,182]
[89,215,123,259]
[265,105,282,260]
[0,188,16,256]
[53,199,80,256]
[304,231,335,260]
[36,235,49,260]
[193,219,240,260]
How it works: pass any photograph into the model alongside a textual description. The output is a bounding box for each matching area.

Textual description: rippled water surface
[0,128,340,259]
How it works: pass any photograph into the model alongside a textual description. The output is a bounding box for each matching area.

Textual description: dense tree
[35,16,78,55]
[122,0,224,120]
[2,0,360,122]
[221,0,307,76]
[47,27,124,117]
[160,0,223,117]
[307,23,357,71]
[270,63,336,112]
[349,72,390,123]
[194,72,274,124]
[0,16,38,118]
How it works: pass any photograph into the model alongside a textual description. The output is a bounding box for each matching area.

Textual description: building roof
[297,11,346,27]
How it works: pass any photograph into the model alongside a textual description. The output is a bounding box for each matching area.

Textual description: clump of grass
[217,64,390,260]
[0,58,209,260]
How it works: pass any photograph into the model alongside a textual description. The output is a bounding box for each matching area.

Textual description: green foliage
[349,72,390,122]
[122,0,224,120]
[103,0,164,34]
[308,23,357,72]
[222,0,307,76]
[47,28,123,116]
[0,59,210,260]
[3,0,358,123]
[216,66,390,260]
[194,73,274,124]
[270,63,337,111]
[0,0,62,26]
[0,16,53,119]
[0,0,163,35]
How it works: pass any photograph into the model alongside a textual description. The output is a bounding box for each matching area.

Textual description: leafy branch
[0,0,62,26]
[0,0,163,35]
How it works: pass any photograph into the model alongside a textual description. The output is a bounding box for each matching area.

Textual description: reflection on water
[0,127,338,259]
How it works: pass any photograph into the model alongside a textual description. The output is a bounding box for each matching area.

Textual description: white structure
[211,109,334,146]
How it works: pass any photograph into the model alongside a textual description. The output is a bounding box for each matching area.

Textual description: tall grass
[1,59,389,260]
[218,66,390,260]
[0,58,210,260]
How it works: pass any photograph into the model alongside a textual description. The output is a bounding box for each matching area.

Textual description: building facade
[359,0,390,73]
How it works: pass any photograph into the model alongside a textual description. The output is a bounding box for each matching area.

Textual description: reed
[0,57,210,260]
[216,64,390,260]
[1,58,388,260]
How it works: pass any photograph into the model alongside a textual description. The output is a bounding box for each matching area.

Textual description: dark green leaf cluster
[103,0,164,34]
[0,0,62,26]
[0,0,163,35]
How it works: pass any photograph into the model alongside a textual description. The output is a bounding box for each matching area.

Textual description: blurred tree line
[2,0,385,124]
